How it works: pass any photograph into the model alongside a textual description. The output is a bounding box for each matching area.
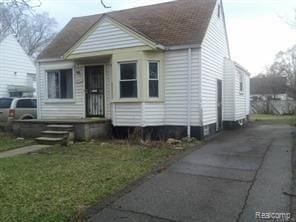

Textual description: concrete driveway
[90,123,295,222]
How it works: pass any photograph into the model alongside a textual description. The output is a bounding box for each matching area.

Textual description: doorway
[85,65,104,117]
[217,79,223,130]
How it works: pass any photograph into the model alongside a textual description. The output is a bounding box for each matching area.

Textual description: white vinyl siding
[0,35,36,97]
[112,103,143,126]
[245,75,250,115]
[38,60,113,120]
[223,59,235,121]
[112,48,201,127]
[112,103,165,127]
[143,103,165,126]
[164,49,201,126]
[72,18,146,55]
[105,64,112,119]
[223,59,250,121]
[38,61,84,119]
[200,0,229,126]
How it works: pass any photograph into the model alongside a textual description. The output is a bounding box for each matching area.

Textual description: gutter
[36,57,64,63]
[165,44,201,51]
[187,48,192,138]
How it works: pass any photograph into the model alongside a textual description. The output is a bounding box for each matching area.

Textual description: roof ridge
[71,0,178,20]
[37,0,218,60]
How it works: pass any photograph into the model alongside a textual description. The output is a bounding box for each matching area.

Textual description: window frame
[218,4,221,18]
[239,72,244,94]
[148,60,160,98]
[46,68,75,101]
[118,61,138,99]
[27,73,37,82]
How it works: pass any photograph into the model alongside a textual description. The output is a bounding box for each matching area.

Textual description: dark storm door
[217,79,223,130]
[85,66,104,117]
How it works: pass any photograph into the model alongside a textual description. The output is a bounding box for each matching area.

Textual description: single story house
[0,34,36,98]
[32,0,250,140]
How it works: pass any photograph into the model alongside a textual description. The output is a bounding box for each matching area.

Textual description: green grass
[0,133,34,152]
[0,142,178,221]
[251,114,296,125]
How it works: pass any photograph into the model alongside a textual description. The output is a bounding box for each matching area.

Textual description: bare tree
[100,0,111,8]
[266,45,296,99]
[0,0,56,57]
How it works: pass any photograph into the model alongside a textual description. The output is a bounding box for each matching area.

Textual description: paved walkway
[0,145,50,158]
[90,124,295,222]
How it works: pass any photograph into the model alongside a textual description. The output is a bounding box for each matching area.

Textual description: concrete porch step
[41,130,69,135]
[41,130,70,139]
[47,125,74,130]
[35,137,65,145]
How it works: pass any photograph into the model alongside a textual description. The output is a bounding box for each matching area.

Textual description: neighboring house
[250,76,292,101]
[36,0,250,139]
[0,34,36,98]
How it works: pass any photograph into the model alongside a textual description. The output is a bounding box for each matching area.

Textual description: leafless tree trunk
[0,0,56,57]
[265,45,296,100]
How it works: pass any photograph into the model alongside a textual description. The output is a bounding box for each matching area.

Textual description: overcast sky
[35,0,296,75]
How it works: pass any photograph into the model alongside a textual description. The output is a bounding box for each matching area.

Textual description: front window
[119,62,137,98]
[148,61,159,98]
[47,69,73,99]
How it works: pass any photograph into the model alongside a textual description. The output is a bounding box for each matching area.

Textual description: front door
[85,66,104,117]
[217,79,223,130]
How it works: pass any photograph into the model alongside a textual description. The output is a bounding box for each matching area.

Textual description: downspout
[36,62,41,119]
[199,49,203,133]
[187,48,192,138]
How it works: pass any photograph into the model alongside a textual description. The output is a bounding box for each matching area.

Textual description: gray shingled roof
[38,0,217,60]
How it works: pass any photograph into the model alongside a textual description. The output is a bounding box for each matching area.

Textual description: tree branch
[100,0,111,8]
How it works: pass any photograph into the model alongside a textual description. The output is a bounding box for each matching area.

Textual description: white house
[35,0,250,140]
[0,34,36,98]
[224,61,250,128]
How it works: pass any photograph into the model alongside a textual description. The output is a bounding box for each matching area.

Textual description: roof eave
[36,57,65,63]
[165,44,201,50]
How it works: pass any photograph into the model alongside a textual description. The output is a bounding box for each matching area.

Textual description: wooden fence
[251,100,296,115]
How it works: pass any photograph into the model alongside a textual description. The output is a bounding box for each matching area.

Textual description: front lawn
[0,141,182,221]
[0,133,34,152]
[251,114,296,126]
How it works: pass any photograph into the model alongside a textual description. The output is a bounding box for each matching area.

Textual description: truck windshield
[0,98,13,108]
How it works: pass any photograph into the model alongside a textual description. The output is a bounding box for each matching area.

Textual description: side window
[218,4,221,18]
[148,61,160,98]
[239,73,244,92]
[16,99,36,108]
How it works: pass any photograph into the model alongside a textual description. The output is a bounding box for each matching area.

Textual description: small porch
[74,56,112,119]
[12,118,112,141]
